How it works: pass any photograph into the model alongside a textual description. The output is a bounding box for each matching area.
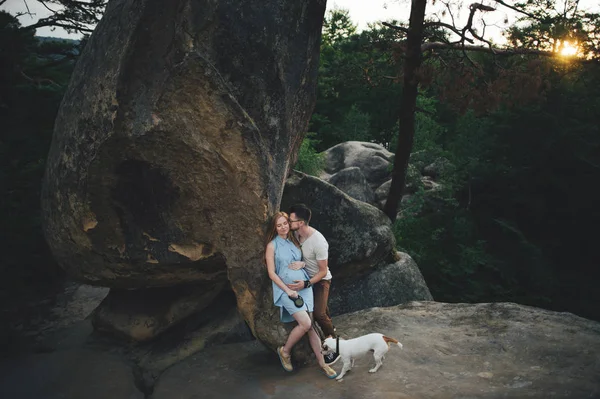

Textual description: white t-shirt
[299,229,332,281]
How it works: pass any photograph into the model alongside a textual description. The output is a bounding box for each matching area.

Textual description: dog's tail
[383,335,403,349]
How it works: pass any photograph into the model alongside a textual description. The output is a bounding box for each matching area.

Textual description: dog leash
[290,293,337,351]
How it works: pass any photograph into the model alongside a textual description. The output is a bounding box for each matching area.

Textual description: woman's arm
[266,242,297,297]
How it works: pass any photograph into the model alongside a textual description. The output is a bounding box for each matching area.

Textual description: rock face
[329,251,433,315]
[41,0,327,343]
[281,171,397,278]
[91,281,226,341]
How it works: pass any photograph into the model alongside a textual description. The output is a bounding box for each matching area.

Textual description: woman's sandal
[277,346,293,372]
[321,364,338,379]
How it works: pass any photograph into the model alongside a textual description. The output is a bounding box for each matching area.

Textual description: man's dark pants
[313,280,335,338]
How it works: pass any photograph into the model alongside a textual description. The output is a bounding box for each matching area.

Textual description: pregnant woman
[264,211,337,379]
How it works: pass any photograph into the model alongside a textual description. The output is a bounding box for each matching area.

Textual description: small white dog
[322,333,403,380]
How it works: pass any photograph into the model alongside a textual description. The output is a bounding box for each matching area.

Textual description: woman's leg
[281,310,312,357]
[307,313,338,378]
[308,323,326,367]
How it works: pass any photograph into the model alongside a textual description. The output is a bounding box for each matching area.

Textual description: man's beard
[290,226,299,231]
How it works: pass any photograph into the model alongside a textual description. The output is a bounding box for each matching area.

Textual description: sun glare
[559,41,580,57]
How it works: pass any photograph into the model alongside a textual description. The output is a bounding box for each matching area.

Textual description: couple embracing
[264,204,339,379]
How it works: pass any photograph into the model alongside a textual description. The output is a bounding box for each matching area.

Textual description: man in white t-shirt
[287,204,339,365]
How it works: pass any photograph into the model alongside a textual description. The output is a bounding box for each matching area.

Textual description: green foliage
[294,134,325,176]
[0,11,78,289]
[394,197,505,302]
[337,104,371,142]
[310,9,403,150]
[390,94,445,155]
[322,8,357,45]
[385,45,599,319]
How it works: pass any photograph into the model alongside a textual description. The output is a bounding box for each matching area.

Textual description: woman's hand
[288,261,306,270]
[287,290,299,298]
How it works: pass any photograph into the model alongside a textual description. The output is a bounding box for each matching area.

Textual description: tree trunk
[383,0,428,222]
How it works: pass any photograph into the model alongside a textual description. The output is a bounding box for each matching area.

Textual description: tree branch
[422,42,558,57]
[20,0,33,15]
[423,21,475,43]
[38,0,57,14]
[491,0,540,21]
[415,106,435,116]
[20,70,61,88]
[21,17,95,33]
[382,22,409,34]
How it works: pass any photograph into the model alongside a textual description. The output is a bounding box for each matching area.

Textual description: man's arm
[310,259,328,284]
[289,259,326,290]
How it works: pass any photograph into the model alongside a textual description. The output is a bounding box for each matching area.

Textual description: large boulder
[327,167,375,204]
[321,143,439,214]
[329,252,433,315]
[281,171,397,278]
[422,158,453,179]
[322,142,394,189]
[41,0,327,345]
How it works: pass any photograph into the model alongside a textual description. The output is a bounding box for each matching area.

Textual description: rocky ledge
[2,301,599,398]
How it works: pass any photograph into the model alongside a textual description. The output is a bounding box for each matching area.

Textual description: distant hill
[35,36,80,58]
[36,36,80,45]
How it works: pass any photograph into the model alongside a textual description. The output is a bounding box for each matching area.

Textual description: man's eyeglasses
[289,219,303,223]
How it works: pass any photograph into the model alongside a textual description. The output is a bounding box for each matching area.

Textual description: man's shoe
[321,364,338,379]
[277,346,293,372]
[324,352,340,366]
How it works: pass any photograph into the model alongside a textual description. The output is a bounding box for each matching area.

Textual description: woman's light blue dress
[272,236,314,322]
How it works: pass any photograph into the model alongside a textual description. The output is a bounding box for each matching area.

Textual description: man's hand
[288,261,305,270]
[287,280,305,291]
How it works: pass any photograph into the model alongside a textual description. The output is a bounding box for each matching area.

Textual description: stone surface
[91,281,226,341]
[329,252,433,315]
[129,295,255,394]
[3,299,599,398]
[322,143,433,212]
[281,171,397,278]
[40,0,327,343]
[1,281,108,355]
[322,142,394,189]
[327,166,376,204]
[0,348,143,399]
[151,302,600,398]
[374,179,392,203]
